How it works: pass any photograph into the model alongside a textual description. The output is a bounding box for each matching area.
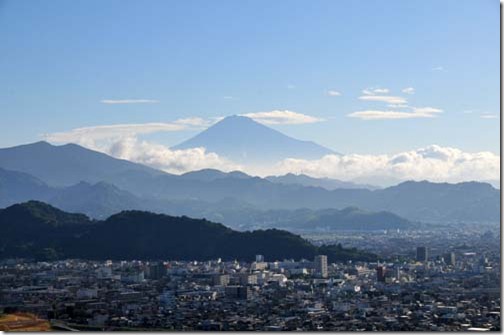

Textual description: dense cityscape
[0,225,500,331]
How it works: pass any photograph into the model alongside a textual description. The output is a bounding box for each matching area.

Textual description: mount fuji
[172,115,337,164]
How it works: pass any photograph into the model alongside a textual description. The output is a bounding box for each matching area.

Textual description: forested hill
[0,201,376,262]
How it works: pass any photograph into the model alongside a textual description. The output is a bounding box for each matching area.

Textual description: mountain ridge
[266,173,380,190]
[0,167,415,230]
[0,141,166,187]
[0,201,377,262]
[0,142,499,223]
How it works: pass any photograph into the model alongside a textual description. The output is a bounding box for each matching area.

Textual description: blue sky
[0,0,500,155]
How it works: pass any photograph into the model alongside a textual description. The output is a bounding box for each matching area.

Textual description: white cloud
[99,140,501,183]
[348,110,430,120]
[432,66,445,72]
[358,95,407,104]
[173,117,212,127]
[43,117,214,146]
[104,141,500,183]
[271,145,500,184]
[372,88,389,94]
[362,88,390,95]
[480,113,498,119]
[100,99,159,104]
[462,110,497,118]
[387,104,409,109]
[223,96,237,100]
[241,110,324,125]
[348,106,442,120]
[287,84,296,89]
[327,90,341,96]
[45,122,186,144]
[411,107,442,114]
[105,137,241,174]
[401,87,415,94]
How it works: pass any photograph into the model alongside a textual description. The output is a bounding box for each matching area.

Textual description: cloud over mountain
[106,137,242,174]
[54,135,499,185]
[272,145,499,184]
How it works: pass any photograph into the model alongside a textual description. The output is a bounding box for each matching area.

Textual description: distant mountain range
[0,201,377,262]
[180,169,251,182]
[0,142,500,225]
[265,173,379,190]
[172,115,336,164]
[0,167,413,230]
[246,207,413,231]
[180,169,377,190]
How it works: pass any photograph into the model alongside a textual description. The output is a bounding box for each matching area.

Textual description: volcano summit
[172,115,336,164]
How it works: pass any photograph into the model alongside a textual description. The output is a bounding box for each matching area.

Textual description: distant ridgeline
[0,201,377,262]
[0,142,499,225]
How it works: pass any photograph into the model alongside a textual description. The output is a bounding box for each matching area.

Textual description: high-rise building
[394,266,401,280]
[212,274,230,286]
[252,261,268,271]
[96,266,113,279]
[376,265,386,282]
[314,255,328,278]
[255,255,264,263]
[238,273,258,285]
[225,286,251,300]
[148,262,166,280]
[445,252,456,266]
[416,246,428,262]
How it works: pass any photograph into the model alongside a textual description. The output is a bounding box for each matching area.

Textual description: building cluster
[0,247,500,331]
[304,223,499,262]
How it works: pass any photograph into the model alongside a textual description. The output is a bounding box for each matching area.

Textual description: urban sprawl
[0,226,500,332]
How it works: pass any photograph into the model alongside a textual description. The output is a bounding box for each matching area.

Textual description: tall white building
[314,255,328,278]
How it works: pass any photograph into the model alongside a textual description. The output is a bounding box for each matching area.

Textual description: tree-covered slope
[0,202,376,262]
